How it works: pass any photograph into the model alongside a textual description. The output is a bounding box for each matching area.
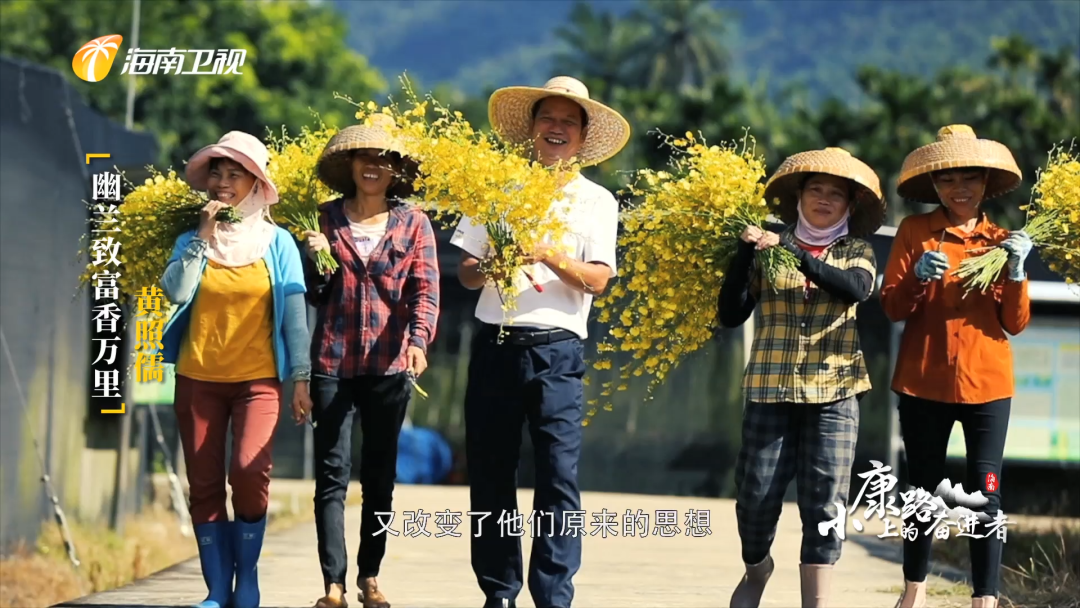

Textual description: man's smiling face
[530,96,588,167]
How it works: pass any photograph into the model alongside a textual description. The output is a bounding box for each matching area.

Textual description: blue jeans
[464,324,585,608]
[311,373,410,592]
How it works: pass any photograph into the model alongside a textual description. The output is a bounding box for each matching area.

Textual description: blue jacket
[159,227,310,383]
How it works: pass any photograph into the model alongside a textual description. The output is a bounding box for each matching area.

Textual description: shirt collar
[927,206,996,239]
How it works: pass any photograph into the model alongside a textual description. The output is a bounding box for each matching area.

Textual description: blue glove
[914,250,950,282]
[1001,230,1032,282]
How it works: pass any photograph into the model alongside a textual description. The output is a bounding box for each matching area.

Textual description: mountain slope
[334,0,1079,97]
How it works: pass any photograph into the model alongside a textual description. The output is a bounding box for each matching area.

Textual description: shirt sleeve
[880,217,929,322]
[407,215,441,352]
[282,291,311,378]
[998,275,1031,335]
[717,240,758,328]
[787,238,877,304]
[159,231,204,305]
[449,214,491,259]
[277,228,308,297]
[583,191,619,277]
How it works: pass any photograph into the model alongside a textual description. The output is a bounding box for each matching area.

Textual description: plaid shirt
[305,199,440,378]
[743,229,876,404]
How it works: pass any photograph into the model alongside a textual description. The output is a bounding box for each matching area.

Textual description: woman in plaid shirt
[300,116,440,608]
[718,148,884,608]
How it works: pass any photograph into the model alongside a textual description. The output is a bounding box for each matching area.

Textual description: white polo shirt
[449,173,619,340]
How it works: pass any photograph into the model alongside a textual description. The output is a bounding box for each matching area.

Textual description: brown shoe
[358,577,390,608]
[314,595,348,608]
[972,597,998,608]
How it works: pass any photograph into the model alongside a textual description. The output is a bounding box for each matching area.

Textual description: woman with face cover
[883,125,1030,608]
[302,115,440,608]
[717,148,885,608]
[159,131,312,608]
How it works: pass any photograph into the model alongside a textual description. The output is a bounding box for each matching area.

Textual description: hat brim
[186,144,279,204]
[487,87,630,167]
[897,138,1022,204]
[316,146,419,196]
[762,151,886,238]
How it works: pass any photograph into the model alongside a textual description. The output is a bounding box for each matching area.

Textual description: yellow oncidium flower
[1029,144,1080,285]
[955,143,1080,292]
[265,122,338,273]
[583,130,797,423]
[343,78,580,319]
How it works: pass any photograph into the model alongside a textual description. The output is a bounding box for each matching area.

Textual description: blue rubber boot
[232,517,267,608]
[192,521,235,608]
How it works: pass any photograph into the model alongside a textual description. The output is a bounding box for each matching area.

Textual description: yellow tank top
[176,258,277,382]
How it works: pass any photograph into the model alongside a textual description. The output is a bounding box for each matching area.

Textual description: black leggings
[898,395,1010,598]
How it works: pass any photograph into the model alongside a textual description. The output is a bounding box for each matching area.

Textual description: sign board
[132,365,176,405]
[946,315,1080,464]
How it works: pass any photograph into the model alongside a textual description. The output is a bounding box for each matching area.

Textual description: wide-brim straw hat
[186,131,279,204]
[487,76,631,167]
[897,124,1022,204]
[763,147,885,238]
[316,114,418,195]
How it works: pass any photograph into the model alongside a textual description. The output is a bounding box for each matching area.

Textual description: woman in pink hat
[159,131,313,608]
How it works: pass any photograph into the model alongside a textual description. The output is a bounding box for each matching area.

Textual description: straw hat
[316,114,418,195]
[897,124,1022,204]
[763,147,885,238]
[186,131,279,204]
[487,76,631,167]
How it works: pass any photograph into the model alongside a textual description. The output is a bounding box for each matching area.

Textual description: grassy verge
[928,524,1080,608]
[0,487,360,608]
[0,505,197,608]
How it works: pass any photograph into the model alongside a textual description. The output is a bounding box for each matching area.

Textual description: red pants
[174,375,281,524]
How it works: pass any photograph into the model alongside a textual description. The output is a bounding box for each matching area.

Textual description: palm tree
[553,2,648,97]
[626,0,730,92]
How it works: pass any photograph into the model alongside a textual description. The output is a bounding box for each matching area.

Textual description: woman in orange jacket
[882,125,1032,608]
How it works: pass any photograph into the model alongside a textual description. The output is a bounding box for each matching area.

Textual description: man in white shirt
[449,76,630,608]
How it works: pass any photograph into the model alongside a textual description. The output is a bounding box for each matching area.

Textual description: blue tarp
[396,426,453,484]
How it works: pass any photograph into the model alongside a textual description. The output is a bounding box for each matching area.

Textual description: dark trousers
[464,324,585,608]
[311,373,410,592]
[733,396,860,566]
[898,395,1010,598]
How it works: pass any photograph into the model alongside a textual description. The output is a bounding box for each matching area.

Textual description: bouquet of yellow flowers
[79,169,241,304]
[265,122,339,273]
[342,80,577,316]
[585,131,795,423]
[955,143,1080,292]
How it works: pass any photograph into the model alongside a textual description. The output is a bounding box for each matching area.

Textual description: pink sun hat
[185,131,280,204]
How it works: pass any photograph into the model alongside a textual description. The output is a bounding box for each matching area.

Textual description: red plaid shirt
[305,199,440,377]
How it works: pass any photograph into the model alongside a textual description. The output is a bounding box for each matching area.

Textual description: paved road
[57,484,960,608]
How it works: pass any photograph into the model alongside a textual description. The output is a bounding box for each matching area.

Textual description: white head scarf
[204,179,276,267]
[794,202,850,247]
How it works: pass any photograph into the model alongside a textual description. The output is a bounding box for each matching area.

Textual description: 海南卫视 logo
[72,35,124,83]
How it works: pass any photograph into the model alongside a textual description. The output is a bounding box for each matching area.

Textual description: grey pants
[733,395,860,565]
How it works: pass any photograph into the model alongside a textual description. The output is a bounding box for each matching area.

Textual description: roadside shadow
[848,533,973,585]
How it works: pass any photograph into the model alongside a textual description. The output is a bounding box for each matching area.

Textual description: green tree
[626,0,730,92]
[0,0,385,169]
[552,3,649,99]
